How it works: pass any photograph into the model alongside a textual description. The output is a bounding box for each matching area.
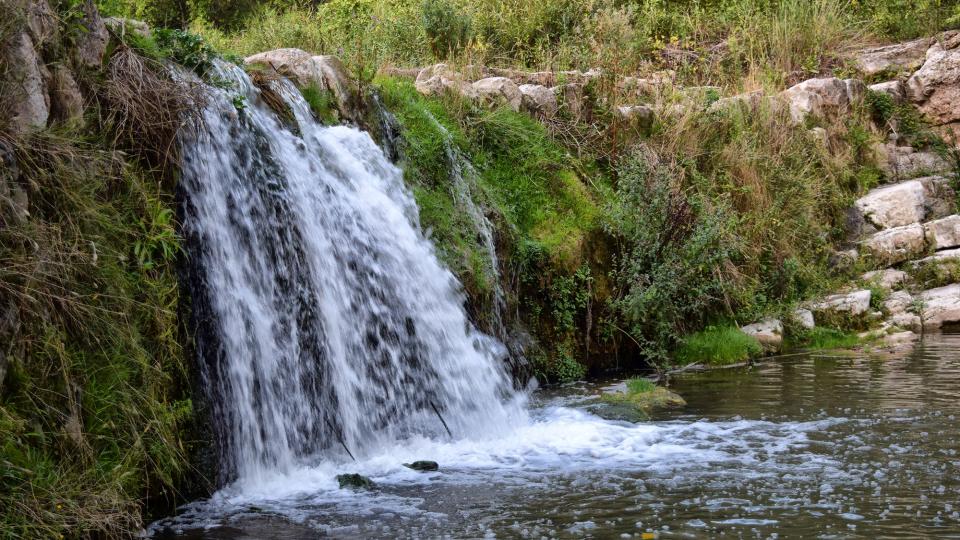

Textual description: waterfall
[179,63,524,486]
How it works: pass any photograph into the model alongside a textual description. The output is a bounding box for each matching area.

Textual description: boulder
[336,473,375,490]
[48,65,84,124]
[245,49,360,121]
[912,246,960,267]
[740,318,783,352]
[881,330,919,347]
[616,105,654,129]
[868,80,906,102]
[878,144,952,179]
[472,77,521,111]
[413,63,477,100]
[890,312,922,332]
[861,223,927,266]
[794,308,816,330]
[4,32,50,133]
[916,283,960,329]
[779,77,862,123]
[23,0,58,49]
[812,290,872,317]
[883,290,914,315]
[862,268,909,290]
[854,180,927,229]
[924,214,960,250]
[518,84,557,118]
[855,37,934,76]
[708,90,766,114]
[906,32,960,126]
[72,0,108,70]
[103,17,150,39]
[404,460,439,472]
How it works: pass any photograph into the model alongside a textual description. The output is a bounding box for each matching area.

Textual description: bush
[674,325,763,366]
[422,0,472,59]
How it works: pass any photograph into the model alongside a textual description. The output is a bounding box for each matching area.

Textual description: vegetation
[674,325,763,367]
[600,377,686,419]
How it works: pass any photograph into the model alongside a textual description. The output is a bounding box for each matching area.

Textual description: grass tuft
[675,325,763,367]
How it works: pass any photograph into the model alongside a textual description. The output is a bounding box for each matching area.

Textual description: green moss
[600,382,686,421]
[301,84,339,125]
[674,325,763,367]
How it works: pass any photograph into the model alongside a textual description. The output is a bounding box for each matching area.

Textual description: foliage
[794,326,861,350]
[422,0,472,59]
[301,84,338,125]
[153,28,218,74]
[625,377,656,394]
[674,325,763,367]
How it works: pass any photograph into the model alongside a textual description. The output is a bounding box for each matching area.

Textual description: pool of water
[152,335,960,539]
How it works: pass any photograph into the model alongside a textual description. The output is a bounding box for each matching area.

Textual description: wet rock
[862,269,909,290]
[855,36,934,76]
[906,31,960,126]
[72,0,108,70]
[49,65,84,124]
[598,386,686,422]
[794,308,816,330]
[404,460,439,472]
[916,283,960,329]
[245,49,361,122]
[336,473,375,490]
[812,290,872,317]
[869,80,906,102]
[472,77,521,111]
[740,319,783,352]
[881,330,919,347]
[924,214,960,250]
[861,223,927,266]
[518,84,557,118]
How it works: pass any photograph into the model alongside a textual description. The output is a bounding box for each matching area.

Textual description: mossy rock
[595,385,686,422]
[336,473,375,490]
[403,460,439,471]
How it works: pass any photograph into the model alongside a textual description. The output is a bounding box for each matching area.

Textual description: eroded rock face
[855,180,927,229]
[917,284,960,329]
[4,32,50,133]
[472,77,521,111]
[906,32,960,126]
[72,0,108,70]
[49,65,84,123]
[862,268,909,290]
[855,37,935,76]
[812,290,872,317]
[924,214,960,250]
[245,49,361,121]
[861,223,927,266]
[518,84,557,118]
[868,80,906,102]
[779,77,862,123]
[740,319,783,352]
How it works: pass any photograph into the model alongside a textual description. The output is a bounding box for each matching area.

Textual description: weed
[674,325,763,367]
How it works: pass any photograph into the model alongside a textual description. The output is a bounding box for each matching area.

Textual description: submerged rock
[336,473,375,490]
[404,460,439,472]
[598,385,686,422]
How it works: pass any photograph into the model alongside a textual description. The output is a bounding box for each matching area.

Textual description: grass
[796,327,862,350]
[626,378,656,394]
[674,325,763,367]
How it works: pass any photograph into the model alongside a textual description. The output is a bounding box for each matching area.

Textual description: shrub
[674,325,763,367]
[422,0,472,59]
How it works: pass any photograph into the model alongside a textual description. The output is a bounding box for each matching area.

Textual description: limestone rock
[854,180,927,229]
[23,0,58,48]
[518,84,557,118]
[72,0,108,70]
[878,144,952,179]
[740,318,783,352]
[245,49,361,121]
[868,80,906,102]
[861,223,927,266]
[4,32,50,133]
[49,65,84,123]
[881,330,918,347]
[906,32,960,126]
[616,105,654,129]
[924,214,960,250]
[412,63,477,100]
[554,83,587,121]
[708,90,766,114]
[812,290,872,317]
[912,247,960,267]
[855,37,934,76]
[472,77,521,111]
[794,308,816,330]
[890,312,922,332]
[862,268,909,290]
[104,17,150,39]
[916,283,960,329]
[883,290,913,315]
[779,77,861,123]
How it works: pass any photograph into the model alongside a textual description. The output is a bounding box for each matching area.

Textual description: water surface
[154,336,960,539]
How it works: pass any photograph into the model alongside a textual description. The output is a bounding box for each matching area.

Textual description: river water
[153,335,960,539]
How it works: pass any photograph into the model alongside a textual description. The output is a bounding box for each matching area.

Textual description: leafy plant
[674,325,762,367]
[153,28,217,75]
[422,0,472,59]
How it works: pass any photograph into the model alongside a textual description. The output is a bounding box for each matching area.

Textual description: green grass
[626,378,656,394]
[301,84,339,125]
[674,325,763,367]
[798,327,862,350]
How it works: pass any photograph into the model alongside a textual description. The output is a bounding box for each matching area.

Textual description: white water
[179,64,526,486]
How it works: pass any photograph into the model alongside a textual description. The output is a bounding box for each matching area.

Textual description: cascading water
[179,63,525,486]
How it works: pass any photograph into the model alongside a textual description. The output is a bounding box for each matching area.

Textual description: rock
[912,246,960,267]
[103,17,150,39]
[554,83,588,121]
[855,37,934,76]
[794,308,816,329]
[72,0,108,70]
[245,49,361,121]
[924,214,960,250]
[472,77,521,111]
[0,139,27,226]
[4,32,50,133]
[828,248,860,271]
[868,80,906,102]
[48,65,84,124]
[878,144,952,179]
[854,180,927,229]
[708,90,765,114]
[861,223,927,266]
[808,126,829,147]
[812,290,872,317]
[336,473,375,490]
[23,0,58,49]
[863,268,909,290]
[916,283,960,329]
[616,105,654,129]
[598,385,686,422]
[881,330,918,347]
[518,84,557,118]
[906,31,960,126]
[413,63,477,100]
[883,290,914,315]
[890,312,922,331]
[404,460,439,472]
[845,78,867,105]
[740,319,783,352]
[779,77,861,123]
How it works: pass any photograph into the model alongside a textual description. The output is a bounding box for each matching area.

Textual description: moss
[301,84,339,125]
[599,382,686,421]
[674,325,763,367]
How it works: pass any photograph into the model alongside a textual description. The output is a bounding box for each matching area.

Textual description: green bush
[674,325,763,367]
[422,0,472,59]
